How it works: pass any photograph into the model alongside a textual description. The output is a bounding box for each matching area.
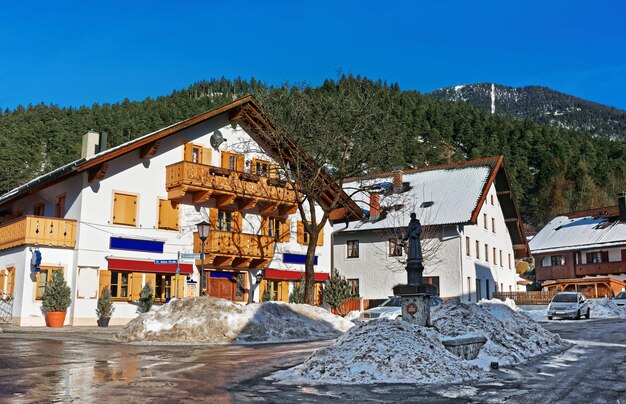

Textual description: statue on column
[403,213,424,285]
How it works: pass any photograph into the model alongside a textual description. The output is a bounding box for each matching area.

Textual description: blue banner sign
[110,237,164,253]
[283,253,318,265]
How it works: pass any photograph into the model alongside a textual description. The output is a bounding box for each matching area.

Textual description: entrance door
[209,277,234,300]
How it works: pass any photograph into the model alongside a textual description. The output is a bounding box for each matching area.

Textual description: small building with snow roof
[332,156,529,302]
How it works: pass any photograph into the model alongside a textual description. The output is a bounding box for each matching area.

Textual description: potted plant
[42,270,72,328]
[96,286,115,327]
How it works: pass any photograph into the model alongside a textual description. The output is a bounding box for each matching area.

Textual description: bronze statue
[403,212,424,285]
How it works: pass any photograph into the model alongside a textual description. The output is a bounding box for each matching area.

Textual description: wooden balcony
[575,262,626,277]
[166,161,298,215]
[0,216,77,251]
[536,266,575,281]
[193,231,275,269]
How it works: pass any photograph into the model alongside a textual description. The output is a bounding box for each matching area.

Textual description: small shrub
[289,279,305,304]
[96,286,115,318]
[42,270,72,312]
[137,281,153,313]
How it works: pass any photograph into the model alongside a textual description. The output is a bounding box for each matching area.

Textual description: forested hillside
[429,83,626,141]
[0,77,624,228]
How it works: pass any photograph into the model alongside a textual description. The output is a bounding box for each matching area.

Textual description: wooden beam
[279,204,298,216]
[505,218,519,223]
[87,163,108,183]
[216,194,237,208]
[168,186,188,201]
[258,203,278,214]
[232,257,252,268]
[213,256,234,267]
[192,190,213,204]
[238,197,257,211]
[250,258,270,268]
[497,190,511,196]
[139,140,161,159]
[229,106,245,122]
[513,244,527,249]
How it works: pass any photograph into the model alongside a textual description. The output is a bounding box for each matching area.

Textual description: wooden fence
[493,291,557,305]
[331,298,390,315]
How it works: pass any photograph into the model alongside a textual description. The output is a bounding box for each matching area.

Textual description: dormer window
[420,201,434,208]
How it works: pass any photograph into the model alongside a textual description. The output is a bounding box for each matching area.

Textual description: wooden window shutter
[317,227,324,246]
[175,274,185,298]
[98,270,112,297]
[261,216,269,236]
[314,283,323,305]
[158,199,179,230]
[297,221,305,244]
[280,219,291,243]
[209,208,219,231]
[0,271,6,294]
[184,142,194,162]
[130,272,144,301]
[202,147,212,165]
[232,211,242,232]
[259,280,267,300]
[220,151,231,169]
[112,193,124,224]
[269,163,280,178]
[280,281,289,302]
[236,154,245,172]
[145,273,156,297]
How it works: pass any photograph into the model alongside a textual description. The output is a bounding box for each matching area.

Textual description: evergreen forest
[0,76,624,229]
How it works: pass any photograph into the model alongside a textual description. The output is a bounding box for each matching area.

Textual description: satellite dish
[210,130,226,150]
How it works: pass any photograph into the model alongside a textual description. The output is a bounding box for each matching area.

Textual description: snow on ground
[512,298,626,320]
[272,299,569,385]
[343,310,361,321]
[114,297,354,344]
[431,299,568,368]
[270,320,485,385]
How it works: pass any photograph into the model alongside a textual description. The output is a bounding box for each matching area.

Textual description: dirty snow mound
[114,297,353,344]
[271,320,485,385]
[588,298,626,318]
[344,310,361,321]
[432,299,568,366]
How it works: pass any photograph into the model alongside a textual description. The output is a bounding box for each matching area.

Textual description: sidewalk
[0,323,124,340]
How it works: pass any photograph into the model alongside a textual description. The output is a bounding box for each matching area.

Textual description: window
[500,283,503,293]
[217,211,232,232]
[491,218,496,233]
[35,267,62,300]
[587,251,607,264]
[347,240,359,258]
[476,241,480,259]
[184,142,211,164]
[110,271,130,299]
[347,279,359,296]
[158,199,179,230]
[499,250,503,267]
[490,195,494,205]
[296,220,321,246]
[476,279,482,301]
[493,247,497,264]
[154,274,176,303]
[483,214,488,229]
[485,244,489,262]
[267,217,281,240]
[389,238,403,257]
[112,192,137,226]
[252,158,270,177]
[1,267,15,298]
[220,151,244,171]
[55,194,66,218]
[33,202,45,216]
[485,279,491,299]
[551,255,566,266]
[508,254,512,269]
[467,277,472,302]
[465,237,471,257]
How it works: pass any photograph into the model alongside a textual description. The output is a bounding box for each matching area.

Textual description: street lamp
[196,220,210,296]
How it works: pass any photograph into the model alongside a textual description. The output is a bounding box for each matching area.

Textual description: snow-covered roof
[529,212,626,254]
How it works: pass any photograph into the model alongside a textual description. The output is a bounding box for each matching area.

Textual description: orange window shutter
[297,221,304,244]
[209,208,219,231]
[129,195,137,224]
[317,227,324,246]
[112,194,122,223]
[280,281,290,302]
[175,274,185,298]
[280,219,291,243]
[261,216,268,236]
[259,280,267,300]
[202,147,212,165]
[221,151,231,169]
[98,270,112,297]
[232,212,242,232]
[157,199,165,228]
[130,272,144,301]
[145,273,156,296]
[270,163,280,178]
[236,154,245,171]
[184,143,194,162]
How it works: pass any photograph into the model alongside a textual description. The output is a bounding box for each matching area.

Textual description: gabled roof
[340,156,530,258]
[529,207,626,254]
[0,96,362,221]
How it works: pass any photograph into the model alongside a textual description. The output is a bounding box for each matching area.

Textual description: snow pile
[343,310,361,321]
[271,320,485,385]
[588,298,626,318]
[115,297,353,344]
[432,299,568,367]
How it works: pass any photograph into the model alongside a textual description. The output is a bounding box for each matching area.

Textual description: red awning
[107,258,193,274]
[264,269,329,282]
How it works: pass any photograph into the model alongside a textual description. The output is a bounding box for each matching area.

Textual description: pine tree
[42,270,72,312]
[324,270,353,314]
[96,286,115,318]
[136,281,153,313]
[289,279,305,304]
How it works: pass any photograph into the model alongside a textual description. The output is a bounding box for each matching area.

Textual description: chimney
[393,171,403,194]
[369,193,380,219]
[619,192,626,222]
[81,130,100,159]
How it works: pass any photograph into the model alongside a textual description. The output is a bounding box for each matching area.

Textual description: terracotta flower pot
[46,311,67,328]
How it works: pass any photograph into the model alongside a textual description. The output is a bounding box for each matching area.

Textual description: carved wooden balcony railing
[166,161,297,215]
[0,216,77,251]
[575,262,626,277]
[193,231,275,269]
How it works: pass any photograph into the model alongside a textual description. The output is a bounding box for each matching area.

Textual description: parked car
[613,291,626,307]
[547,292,590,320]
[359,296,443,321]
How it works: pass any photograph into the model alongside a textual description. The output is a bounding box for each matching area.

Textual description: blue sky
[1,0,625,110]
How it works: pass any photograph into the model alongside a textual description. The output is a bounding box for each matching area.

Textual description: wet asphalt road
[1,319,626,403]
